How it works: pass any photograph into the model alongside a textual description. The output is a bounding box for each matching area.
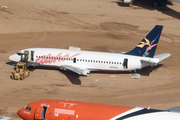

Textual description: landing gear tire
[27,72,30,77]
[160,2,166,7]
[153,2,159,7]
[11,73,14,79]
[21,75,24,80]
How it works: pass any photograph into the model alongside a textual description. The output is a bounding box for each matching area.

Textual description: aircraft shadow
[60,71,81,85]
[6,61,162,82]
[6,61,14,66]
[114,0,180,20]
[26,66,81,85]
[136,64,163,76]
[91,64,163,76]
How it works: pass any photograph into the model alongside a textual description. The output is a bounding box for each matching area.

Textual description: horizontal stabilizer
[60,65,90,76]
[167,106,180,113]
[141,59,159,64]
[154,53,171,62]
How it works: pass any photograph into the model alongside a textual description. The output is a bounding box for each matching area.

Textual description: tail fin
[124,25,163,58]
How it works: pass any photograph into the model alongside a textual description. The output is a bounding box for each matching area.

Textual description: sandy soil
[0,0,180,119]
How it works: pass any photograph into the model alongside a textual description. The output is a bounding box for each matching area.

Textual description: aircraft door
[73,58,76,63]
[23,51,29,61]
[35,106,48,120]
[123,58,128,69]
[30,51,35,61]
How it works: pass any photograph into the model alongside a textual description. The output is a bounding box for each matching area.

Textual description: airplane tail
[124,25,163,58]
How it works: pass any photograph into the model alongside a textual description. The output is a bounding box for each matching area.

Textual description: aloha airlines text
[35,53,81,64]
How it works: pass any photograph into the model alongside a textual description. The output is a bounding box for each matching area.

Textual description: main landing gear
[152,0,167,7]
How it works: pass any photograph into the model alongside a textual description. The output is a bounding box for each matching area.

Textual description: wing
[60,65,90,76]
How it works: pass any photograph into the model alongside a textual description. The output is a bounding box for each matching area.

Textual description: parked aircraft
[9,25,170,76]
[17,99,180,120]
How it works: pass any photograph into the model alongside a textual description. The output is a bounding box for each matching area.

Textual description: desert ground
[0,0,180,119]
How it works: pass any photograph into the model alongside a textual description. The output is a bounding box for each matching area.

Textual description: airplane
[9,25,171,76]
[17,99,180,120]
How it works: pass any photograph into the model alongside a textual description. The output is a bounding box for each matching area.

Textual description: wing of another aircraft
[60,65,90,76]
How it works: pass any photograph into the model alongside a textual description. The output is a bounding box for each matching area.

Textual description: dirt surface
[0,0,180,119]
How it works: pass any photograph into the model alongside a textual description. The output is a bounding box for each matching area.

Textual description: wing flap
[60,65,90,76]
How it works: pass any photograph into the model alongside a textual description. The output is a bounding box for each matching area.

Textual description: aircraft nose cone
[9,54,20,62]
[17,109,31,120]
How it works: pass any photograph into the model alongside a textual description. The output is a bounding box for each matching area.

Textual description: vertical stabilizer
[124,25,163,58]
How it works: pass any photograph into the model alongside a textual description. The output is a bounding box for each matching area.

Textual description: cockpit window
[24,106,31,111]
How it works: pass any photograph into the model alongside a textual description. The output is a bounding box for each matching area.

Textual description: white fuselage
[9,48,157,72]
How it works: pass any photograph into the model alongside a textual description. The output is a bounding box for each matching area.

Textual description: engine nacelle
[123,0,132,3]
